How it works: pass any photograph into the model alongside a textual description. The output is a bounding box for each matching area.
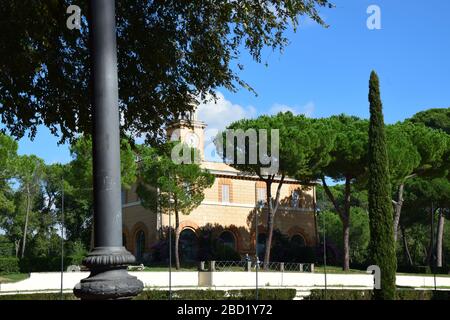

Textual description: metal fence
[200,260,314,273]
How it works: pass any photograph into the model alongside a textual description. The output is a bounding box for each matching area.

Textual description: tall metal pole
[169,193,172,300]
[255,201,263,300]
[323,210,327,299]
[60,182,64,300]
[431,203,437,291]
[74,0,143,299]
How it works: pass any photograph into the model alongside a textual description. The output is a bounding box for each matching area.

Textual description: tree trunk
[342,216,350,271]
[426,204,435,266]
[342,178,351,271]
[436,208,445,268]
[393,183,404,242]
[174,206,181,270]
[321,176,352,271]
[263,180,273,269]
[400,224,413,266]
[263,176,284,270]
[21,187,31,258]
[15,240,20,258]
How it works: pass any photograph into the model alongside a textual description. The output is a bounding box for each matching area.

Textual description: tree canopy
[409,107,450,134]
[218,112,335,266]
[136,141,215,268]
[0,0,331,143]
[315,115,368,270]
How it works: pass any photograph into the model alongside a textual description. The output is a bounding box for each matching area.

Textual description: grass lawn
[142,265,199,272]
[140,264,367,273]
[0,273,29,283]
[313,266,365,274]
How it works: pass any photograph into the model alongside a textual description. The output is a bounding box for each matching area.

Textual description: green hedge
[397,265,449,275]
[136,289,226,300]
[307,289,450,300]
[227,289,296,300]
[0,257,20,274]
[307,289,373,300]
[136,289,295,300]
[19,256,77,273]
[0,289,296,300]
[0,240,14,256]
[0,293,77,300]
[2,289,449,301]
[397,265,431,274]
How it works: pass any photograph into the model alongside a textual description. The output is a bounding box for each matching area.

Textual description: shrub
[66,241,87,265]
[212,242,241,261]
[19,256,76,273]
[0,293,77,300]
[270,229,316,263]
[307,289,450,300]
[136,289,295,300]
[397,265,433,274]
[396,290,433,300]
[0,257,20,274]
[431,291,450,300]
[134,290,171,300]
[0,237,14,256]
[0,289,297,300]
[228,289,296,300]
[307,290,373,300]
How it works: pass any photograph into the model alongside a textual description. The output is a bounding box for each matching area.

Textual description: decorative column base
[74,246,144,300]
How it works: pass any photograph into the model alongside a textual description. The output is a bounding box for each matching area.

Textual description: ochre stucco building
[121,114,318,262]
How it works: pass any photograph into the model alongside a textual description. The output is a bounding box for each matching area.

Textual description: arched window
[179,229,198,261]
[218,231,236,250]
[291,190,300,208]
[291,234,306,247]
[257,233,266,259]
[135,230,145,262]
[122,233,127,248]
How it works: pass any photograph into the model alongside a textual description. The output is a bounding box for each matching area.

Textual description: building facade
[122,115,318,262]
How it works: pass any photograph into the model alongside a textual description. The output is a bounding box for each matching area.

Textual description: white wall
[2,271,450,294]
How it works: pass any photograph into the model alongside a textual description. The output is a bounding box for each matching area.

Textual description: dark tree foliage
[0,0,331,143]
[409,108,450,134]
[367,71,397,300]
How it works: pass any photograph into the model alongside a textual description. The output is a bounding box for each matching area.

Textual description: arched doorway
[122,233,127,248]
[218,231,236,250]
[257,233,266,260]
[179,229,198,261]
[135,230,145,262]
[291,234,306,247]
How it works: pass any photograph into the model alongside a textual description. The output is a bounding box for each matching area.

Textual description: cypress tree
[367,71,397,300]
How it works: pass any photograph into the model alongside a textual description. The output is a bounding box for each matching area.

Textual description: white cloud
[197,92,257,132]
[196,91,257,161]
[196,93,316,160]
[269,101,315,117]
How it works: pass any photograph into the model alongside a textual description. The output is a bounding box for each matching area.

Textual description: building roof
[200,160,315,184]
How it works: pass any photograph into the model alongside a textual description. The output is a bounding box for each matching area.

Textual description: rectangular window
[291,190,299,208]
[221,184,230,203]
[121,190,127,205]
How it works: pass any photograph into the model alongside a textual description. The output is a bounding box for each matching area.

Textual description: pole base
[74,246,144,300]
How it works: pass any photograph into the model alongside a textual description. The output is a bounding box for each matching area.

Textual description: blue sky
[15,0,450,164]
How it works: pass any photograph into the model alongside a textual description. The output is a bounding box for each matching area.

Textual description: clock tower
[167,110,206,161]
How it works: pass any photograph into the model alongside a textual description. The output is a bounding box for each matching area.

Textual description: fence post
[280,262,285,272]
[199,261,205,271]
[310,263,314,273]
[209,260,216,272]
[245,261,251,272]
[299,263,304,272]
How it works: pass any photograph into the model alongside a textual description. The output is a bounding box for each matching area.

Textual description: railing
[199,260,314,273]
